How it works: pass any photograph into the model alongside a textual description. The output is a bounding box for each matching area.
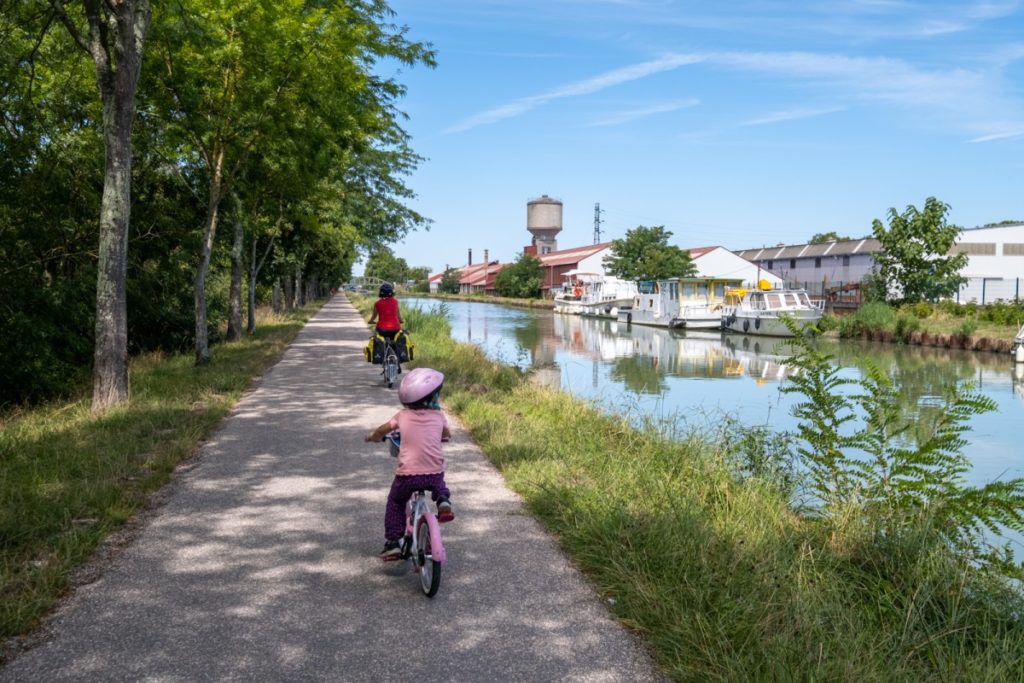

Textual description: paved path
[2,297,662,682]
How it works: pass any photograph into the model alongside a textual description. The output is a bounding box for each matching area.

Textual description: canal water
[418,297,1024,523]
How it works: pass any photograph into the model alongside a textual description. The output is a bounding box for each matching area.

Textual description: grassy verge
[366,295,1024,681]
[0,303,321,644]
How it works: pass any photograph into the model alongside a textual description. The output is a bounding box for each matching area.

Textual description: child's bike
[383,432,447,597]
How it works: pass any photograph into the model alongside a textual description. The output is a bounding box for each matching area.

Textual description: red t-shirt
[374,297,401,330]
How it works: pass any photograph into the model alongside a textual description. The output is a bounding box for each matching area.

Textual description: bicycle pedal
[381,554,403,562]
[437,512,455,523]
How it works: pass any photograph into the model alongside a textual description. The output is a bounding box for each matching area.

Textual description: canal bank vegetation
[360,295,1024,680]
[823,299,1023,350]
[406,291,555,310]
[0,304,319,647]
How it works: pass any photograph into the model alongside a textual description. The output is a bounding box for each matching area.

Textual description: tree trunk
[247,232,274,334]
[296,268,305,306]
[272,279,282,313]
[283,275,294,312]
[247,241,258,334]
[56,0,152,413]
[194,146,225,364]
[226,193,244,342]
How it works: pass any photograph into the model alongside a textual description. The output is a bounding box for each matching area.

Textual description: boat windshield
[765,293,783,310]
[784,293,799,307]
[638,281,657,294]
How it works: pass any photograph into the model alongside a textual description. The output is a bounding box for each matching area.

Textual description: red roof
[536,242,612,268]
[458,261,502,286]
[688,246,719,259]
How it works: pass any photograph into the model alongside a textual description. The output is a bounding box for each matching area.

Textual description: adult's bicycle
[381,338,400,388]
[383,432,447,597]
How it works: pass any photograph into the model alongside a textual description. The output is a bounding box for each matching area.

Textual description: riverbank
[405,291,554,310]
[0,304,321,649]
[357,295,1024,680]
[825,300,1022,354]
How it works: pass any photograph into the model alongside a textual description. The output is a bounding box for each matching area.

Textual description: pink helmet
[398,367,445,405]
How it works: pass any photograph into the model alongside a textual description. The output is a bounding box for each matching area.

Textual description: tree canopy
[809,231,851,244]
[871,198,967,303]
[0,0,434,407]
[603,226,695,282]
[438,268,461,294]
[494,254,542,298]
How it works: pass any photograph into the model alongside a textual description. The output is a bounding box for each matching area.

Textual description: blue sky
[375,0,1024,275]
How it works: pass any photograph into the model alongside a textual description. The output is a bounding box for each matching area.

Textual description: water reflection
[420,297,1024,551]
[422,297,1023,483]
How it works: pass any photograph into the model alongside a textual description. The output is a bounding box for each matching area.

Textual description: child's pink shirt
[388,409,448,476]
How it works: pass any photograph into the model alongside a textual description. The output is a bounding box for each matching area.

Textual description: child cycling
[364,367,454,559]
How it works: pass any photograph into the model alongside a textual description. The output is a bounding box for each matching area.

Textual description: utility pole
[593,203,604,244]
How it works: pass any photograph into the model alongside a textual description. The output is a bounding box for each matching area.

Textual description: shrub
[911,302,932,319]
[955,319,979,337]
[783,327,1024,571]
[894,313,921,343]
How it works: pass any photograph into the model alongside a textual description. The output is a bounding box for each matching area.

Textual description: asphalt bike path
[2,296,663,682]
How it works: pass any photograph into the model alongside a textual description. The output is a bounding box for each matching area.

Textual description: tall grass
[356,295,1024,680]
[0,304,320,644]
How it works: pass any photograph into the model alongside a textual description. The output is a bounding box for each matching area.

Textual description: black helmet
[379,282,394,297]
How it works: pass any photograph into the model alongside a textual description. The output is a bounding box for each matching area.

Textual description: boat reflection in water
[548,314,797,389]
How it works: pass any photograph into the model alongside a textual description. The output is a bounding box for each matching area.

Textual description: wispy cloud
[742,106,846,126]
[445,46,1024,142]
[969,129,1024,142]
[589,99,700,126]
[710,50,1024,141]
[443,54,705,133]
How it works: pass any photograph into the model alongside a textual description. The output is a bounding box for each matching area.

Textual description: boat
[617,277,744,329]
[553,270,636,319]
[720,282,824,337]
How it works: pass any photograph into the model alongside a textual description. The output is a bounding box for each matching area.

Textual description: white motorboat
[720,284,824,337]
[553,270,636,319]
[618,277,744,329]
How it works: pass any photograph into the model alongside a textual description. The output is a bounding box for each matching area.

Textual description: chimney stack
[484,249,489,264]
[468,248,473,265]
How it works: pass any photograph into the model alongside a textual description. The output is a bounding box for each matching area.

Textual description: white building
[733,238,880,288]
[952,222,1024,302]
[688,246,785,288]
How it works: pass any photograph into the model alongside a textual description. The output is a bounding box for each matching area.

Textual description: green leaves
[602,225,696,282]
[494,254,543,299]
[871,197,968,304]
[783,329,1024,573]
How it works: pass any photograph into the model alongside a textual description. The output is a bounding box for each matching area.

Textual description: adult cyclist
[368,282,405,370]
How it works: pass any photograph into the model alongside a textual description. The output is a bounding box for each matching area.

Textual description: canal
[418,297,1024,516]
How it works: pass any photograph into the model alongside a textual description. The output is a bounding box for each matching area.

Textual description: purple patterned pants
[385,473,450,541]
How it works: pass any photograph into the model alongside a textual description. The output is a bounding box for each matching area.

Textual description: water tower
[527,195,563,255]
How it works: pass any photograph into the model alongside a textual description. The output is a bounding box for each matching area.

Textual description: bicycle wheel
[416,517,441,597]
[384,351,399,388]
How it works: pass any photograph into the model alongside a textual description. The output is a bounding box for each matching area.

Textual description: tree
[149,0,434,363]
[809,231,850,244]
[438,268,461,294]
[48,0,152,411]
[603,226,695,282]
[871,198,967,303]
[494,255,542,298]
[365,248,409,284]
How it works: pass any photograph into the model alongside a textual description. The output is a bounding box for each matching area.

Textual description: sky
[370,0,1024,275]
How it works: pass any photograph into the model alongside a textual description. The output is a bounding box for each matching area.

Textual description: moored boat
[618,276,743,329]
[553,270,636,319]
[720,284,824,336]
